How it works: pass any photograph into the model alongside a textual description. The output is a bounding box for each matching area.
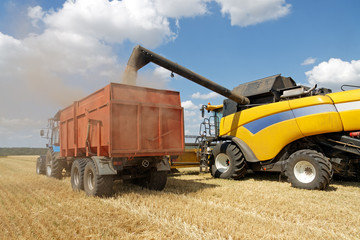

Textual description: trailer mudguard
[91,156,117,175]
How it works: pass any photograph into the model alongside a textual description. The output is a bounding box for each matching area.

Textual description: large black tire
[83,160,114,197]
[211,142,247,179]
[71,158,87,191]
[285,149,332,190]
[45,148,63,179]
[147,170,167,191]
[36,156,46,175]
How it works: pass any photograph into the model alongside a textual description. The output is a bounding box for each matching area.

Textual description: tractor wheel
[211,142,247,179]
[71,158,87,191]
[36,156,46,175]
[285,149,332,190]
[45,148,63,179]
[83,160,114,197]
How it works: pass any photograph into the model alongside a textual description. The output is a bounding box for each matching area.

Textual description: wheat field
[0,156,360,240]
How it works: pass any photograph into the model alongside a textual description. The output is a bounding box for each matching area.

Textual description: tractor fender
[219,136,260,163]
[90,156,117,176]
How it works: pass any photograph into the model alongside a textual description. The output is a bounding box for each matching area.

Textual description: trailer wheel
[147,170,167,191]
[36,156,46,175]
[285,149,332,190]
[83,160,114,197]
[71,159,87,191]
[45,148,63,179]
[211,142,247,179]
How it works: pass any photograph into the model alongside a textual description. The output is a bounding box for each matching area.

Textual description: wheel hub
[215,153,230,173]
[294,160,316,183]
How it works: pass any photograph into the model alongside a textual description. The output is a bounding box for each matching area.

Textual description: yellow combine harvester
[125,45,360,190]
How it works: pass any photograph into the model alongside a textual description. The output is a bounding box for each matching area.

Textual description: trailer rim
[86,170,95,191]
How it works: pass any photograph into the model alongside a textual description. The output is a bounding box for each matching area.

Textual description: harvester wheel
[83,160,114,197]
[36,156,46,175]
[211,142,247,179]
[71,158,87,191]
[45,148,63,179]
[285,149,332,190]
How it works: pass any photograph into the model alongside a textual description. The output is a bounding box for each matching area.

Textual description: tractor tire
[285,149,332,190]
[45,148,63,179]
[71,158,87,191]
[83,160,114,197]
[211,142,247,180]
[36,156,46,175]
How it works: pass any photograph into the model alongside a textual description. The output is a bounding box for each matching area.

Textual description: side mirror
[40,129,44,137]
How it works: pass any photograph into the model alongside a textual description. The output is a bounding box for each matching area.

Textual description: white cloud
[28,6,45,27]
[305,58,360,91]
[41,0,177,48]
[0,117,43,129]
[192,91,220,99]
[216,0,291,27]
[154,0,209,18]
[181,100,199,110]
[301,57,316,66]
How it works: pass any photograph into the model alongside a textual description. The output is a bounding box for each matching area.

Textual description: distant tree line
[0,148,47,156]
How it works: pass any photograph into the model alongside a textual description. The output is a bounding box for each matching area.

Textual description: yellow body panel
[220,95,348,161]
[288,96,343,136]
[327,89,360,131]
[171,149,199,168]
[205,104,223,111]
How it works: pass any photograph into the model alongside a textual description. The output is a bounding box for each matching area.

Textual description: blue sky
[0,0,359,147]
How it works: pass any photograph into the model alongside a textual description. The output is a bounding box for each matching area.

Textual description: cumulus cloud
[40,0,176,48]
[0,0,293,147]
[154,0,209,18]
[192,91,220,99]
[27,6,45,27]
[216,0,291,27]
[182,100,199,110]
[306,58,360,91]
[301,57,316,66]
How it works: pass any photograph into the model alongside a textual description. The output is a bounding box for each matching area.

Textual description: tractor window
[52,127,60,146]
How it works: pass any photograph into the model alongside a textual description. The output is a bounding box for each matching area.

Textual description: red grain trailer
[38,83,184,197]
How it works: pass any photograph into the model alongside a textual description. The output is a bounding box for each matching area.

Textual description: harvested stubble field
[1,156,360,240]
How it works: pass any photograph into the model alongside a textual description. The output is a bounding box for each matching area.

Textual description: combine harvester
[37,45,360,196]
[122,46,360,190]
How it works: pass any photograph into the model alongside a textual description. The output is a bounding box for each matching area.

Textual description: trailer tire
[71,158,87,191]
[285,149,332,190]
[83,160,114,197]
[36,156,46,175]
[211,142,247,179]
[147,170,167,191]
[45,148,63,179]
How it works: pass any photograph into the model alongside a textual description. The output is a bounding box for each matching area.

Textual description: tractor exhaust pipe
[123,45,250,105]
